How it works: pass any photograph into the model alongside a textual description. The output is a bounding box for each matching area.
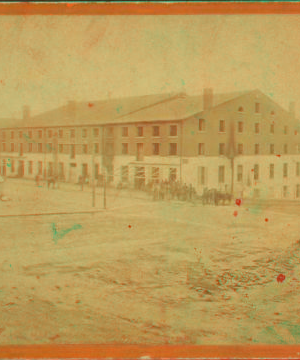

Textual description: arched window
[238,106,244,112]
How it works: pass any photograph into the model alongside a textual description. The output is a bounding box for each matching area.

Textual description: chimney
[289,101,295,119]
[203,88,213,110]
[23,105,30,120]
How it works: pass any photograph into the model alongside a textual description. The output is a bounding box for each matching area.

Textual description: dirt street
[0,179,300,344]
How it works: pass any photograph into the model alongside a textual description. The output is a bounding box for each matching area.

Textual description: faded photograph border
[1,1,300,359]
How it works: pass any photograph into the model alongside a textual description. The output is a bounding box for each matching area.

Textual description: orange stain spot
[265,218,269,222]
[88,103,94,107]
[128,225,132,229]
[233,211,238,217]
[276,154,281,157]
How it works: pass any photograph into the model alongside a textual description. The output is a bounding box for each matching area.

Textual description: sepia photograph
[1,3,300,355]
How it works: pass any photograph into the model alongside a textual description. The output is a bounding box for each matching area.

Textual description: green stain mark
[7,159,11,167]
[181,79,185,86]
[280,322,300,340]
[116,105,123,113]
[51,223,82,244]
[259,326,286,344]
[191,131,195,135]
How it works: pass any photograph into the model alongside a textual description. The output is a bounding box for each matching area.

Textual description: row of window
[1,142,179,156]
[198,119,291,134]
[198,142,296,156]
[197,162,297,186]
[1,140,298,157]
[1,125,180,140]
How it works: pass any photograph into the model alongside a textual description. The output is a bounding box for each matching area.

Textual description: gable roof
[0,89,254,129]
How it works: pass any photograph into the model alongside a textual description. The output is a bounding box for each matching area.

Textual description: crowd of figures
[143,180,198,202]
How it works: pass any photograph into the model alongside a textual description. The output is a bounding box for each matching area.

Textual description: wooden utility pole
[102,126,107,210]
[92,142,96,207]
[103,167,107,210]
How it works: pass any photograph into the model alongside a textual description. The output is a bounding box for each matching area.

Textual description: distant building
[0,89,299,200]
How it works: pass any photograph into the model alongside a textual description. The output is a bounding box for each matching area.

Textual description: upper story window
[199,119,205,132]
[219,120,225,133]
[122,127,128,137]
[153,126,160,137]
[254,144,260,155]
[198,143,205,155]
[94,143,100,154]
[122,143,128,155]
[284,125,288,135]
[28,143,33,152]
[82,128,87,138]
[38,130,42,139]
[2,143,5,151]
[152,143,160,155]
[93,128,99,137]
[255,102,260,113]
[270,144,275,154]
[19,131,23,139]
[59,129,63,138]
[283,163,288,178]
[270,124,274,134]
[11,131,14,139]
[70,129,75,138]
[284,144,288,154]
[237,143,243,155]
[219,143,225,155]
[137,126,143,137]
[238,121,243,133]
[237,165,243,182]
[170,125,177,136]
[255,123,260,134]
[10,143,14,152]
[38,143,43,153]
[28,130,32,139]
[82,144,88,154]
[270,164,275,179]
[59,144,64,153]
[254,164,259,180]
[169,143,177,156]
[48,129,52,138]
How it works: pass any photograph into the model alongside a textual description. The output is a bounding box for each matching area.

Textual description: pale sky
[0,15,300,119]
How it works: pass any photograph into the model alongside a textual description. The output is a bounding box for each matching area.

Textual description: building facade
[0,89,299,200]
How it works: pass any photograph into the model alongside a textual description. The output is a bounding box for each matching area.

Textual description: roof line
[113,92,184,121]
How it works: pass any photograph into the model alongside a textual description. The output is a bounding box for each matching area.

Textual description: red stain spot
[67,3,76,7]
[265,218,269,222]
[295,131,298,135]
[75,300,81,304]
[88,102,94,107]
[277,274,285,283]
[36,276,40,279]
[233,211,238,217]
[274,312,280,315]
[251,169,254,172]
[276,154,281,157]
[235,199,242,206]
[128,225,132,229]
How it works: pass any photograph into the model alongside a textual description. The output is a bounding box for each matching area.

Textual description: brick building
[0,89,299,199]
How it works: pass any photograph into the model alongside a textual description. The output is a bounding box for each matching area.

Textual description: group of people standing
[151,180,197,202]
